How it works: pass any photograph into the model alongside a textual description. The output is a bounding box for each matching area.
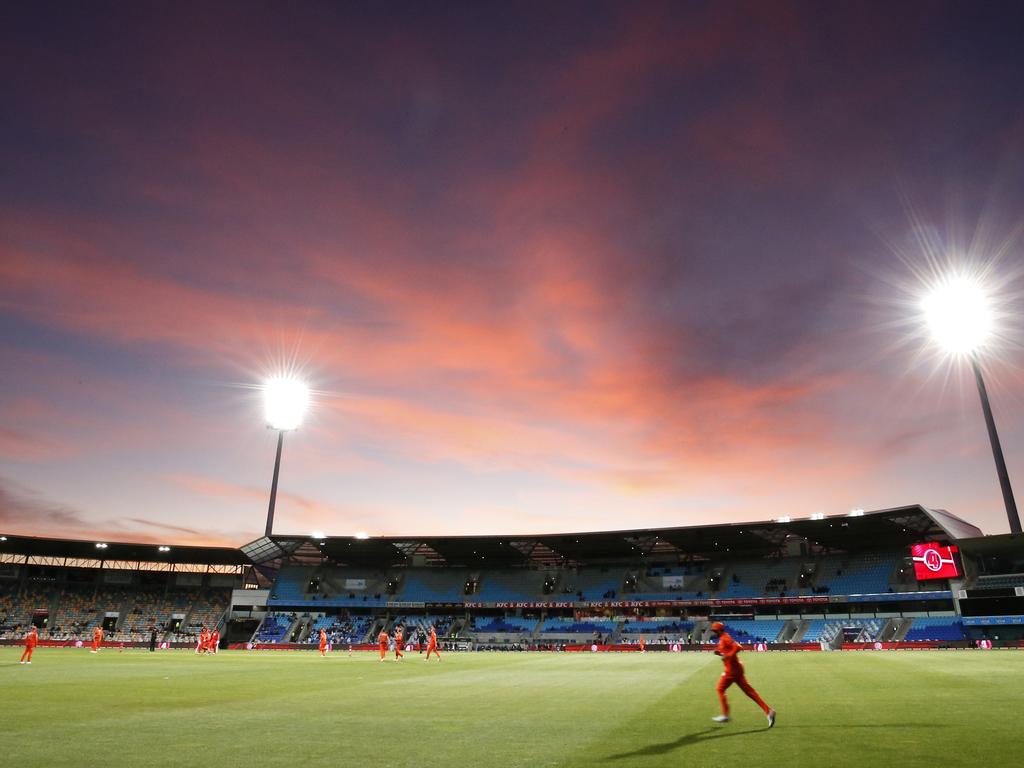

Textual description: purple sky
[2,1,1023,546]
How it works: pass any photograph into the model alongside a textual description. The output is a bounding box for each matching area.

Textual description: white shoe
[19,661,25,664]
[26,661,31,664]
[712,715,730,723]
[767,709,776,728]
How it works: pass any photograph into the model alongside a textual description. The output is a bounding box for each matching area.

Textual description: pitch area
[2,648,1020,767]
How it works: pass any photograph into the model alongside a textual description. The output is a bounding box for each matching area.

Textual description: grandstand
[4,504,1024,652]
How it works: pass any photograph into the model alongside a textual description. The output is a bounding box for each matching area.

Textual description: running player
[91,625,103,653]
[378,628,389,661]
[710,621,775,727]
[20,626,38,664]
[210,629,220,654]
[319,628,328,657]
[425,624,440,661]
[639,635,646,653]
[394,626,404,660]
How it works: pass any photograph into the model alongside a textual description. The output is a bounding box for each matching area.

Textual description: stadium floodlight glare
[848,509,864,517]
[311,531,326,540]
[261,376,311,538]
[921,275,993,356]
[95,542,108,549]
[920,272,1019,534]
[263,377,309,431]
[775,516,791,523]
[158,545,171,552]
[810,512,825,520]
[354,531,370,540]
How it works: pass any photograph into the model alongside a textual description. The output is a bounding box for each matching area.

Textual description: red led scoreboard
[910,543,961,580]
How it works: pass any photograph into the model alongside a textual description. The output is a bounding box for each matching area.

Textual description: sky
[2,1,1024,546]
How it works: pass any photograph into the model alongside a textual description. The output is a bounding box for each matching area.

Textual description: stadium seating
[255,613,292,643]
[474,570,548,601]
[973,574,1024,590]
[716,620,786,644]
[397,569,469,602]
[904,616,965,641]
[470,616,538,634]
[537,617,619,635]
[816,553,900,595]
[802,618,883,643]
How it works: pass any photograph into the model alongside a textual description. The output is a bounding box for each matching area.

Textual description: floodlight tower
[922,275,1020,534]
[262,377,310,537]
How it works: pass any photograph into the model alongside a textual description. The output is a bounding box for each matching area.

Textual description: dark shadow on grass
[603,722,944,760]
[605,727,761,759]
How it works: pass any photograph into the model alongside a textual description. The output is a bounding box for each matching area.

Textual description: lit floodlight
[775,516,791,523]
[263,377,310,431]
[311,531,326,540]
[810,512,825,520]
[354,531,370,539]
[922,275,993,356]
[848,509,865,517]
[158,545,171,552]
[95,542,108,549]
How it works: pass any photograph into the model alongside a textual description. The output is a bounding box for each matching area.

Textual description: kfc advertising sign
[910,543,961,580]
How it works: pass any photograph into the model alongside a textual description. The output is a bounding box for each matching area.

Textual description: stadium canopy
[0,533,248,566]
[262,504,982,568]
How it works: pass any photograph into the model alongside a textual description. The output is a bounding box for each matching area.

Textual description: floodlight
[921,276,992,356]
[810,512,825,520]
[354,531,370,540]
[311,531,326,540]
[263,377,309,431]
[158,546,171,552]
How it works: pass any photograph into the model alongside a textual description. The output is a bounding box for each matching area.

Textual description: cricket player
[425,625,441,661]
[20,626,38,664]
[710,621,775,727]
[394,626,404,660]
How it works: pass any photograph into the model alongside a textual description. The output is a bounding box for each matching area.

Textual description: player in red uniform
[91,626,103,653]
[319,628,328,657]
[425,625,440,661]
[20,626,38,664]
[710,622,775,727]
[378,629,389,661]
[639,635,646,653]
[394,626,404,660]
[210,629,220,654]
[197,628,209,655]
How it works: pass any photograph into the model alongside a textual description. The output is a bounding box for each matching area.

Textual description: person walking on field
[709,621,776,727]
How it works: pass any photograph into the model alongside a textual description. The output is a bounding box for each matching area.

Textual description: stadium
[4,506,1024,766]
[6,3,1024,768]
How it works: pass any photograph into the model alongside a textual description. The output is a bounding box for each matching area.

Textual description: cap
[711,621,725,632]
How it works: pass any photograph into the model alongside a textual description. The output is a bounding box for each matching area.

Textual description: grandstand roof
[0,533,248,565]
[267,504,981,568]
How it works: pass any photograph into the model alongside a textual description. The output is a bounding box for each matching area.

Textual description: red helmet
[711,621,725,633]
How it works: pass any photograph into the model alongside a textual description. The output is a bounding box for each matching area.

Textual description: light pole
[262,377,310,537]
[922,275,1021,534]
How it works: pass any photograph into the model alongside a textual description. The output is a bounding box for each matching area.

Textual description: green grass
[2,648,1022,767]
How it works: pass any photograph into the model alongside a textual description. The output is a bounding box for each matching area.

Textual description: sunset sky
[2,1,1023,546]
